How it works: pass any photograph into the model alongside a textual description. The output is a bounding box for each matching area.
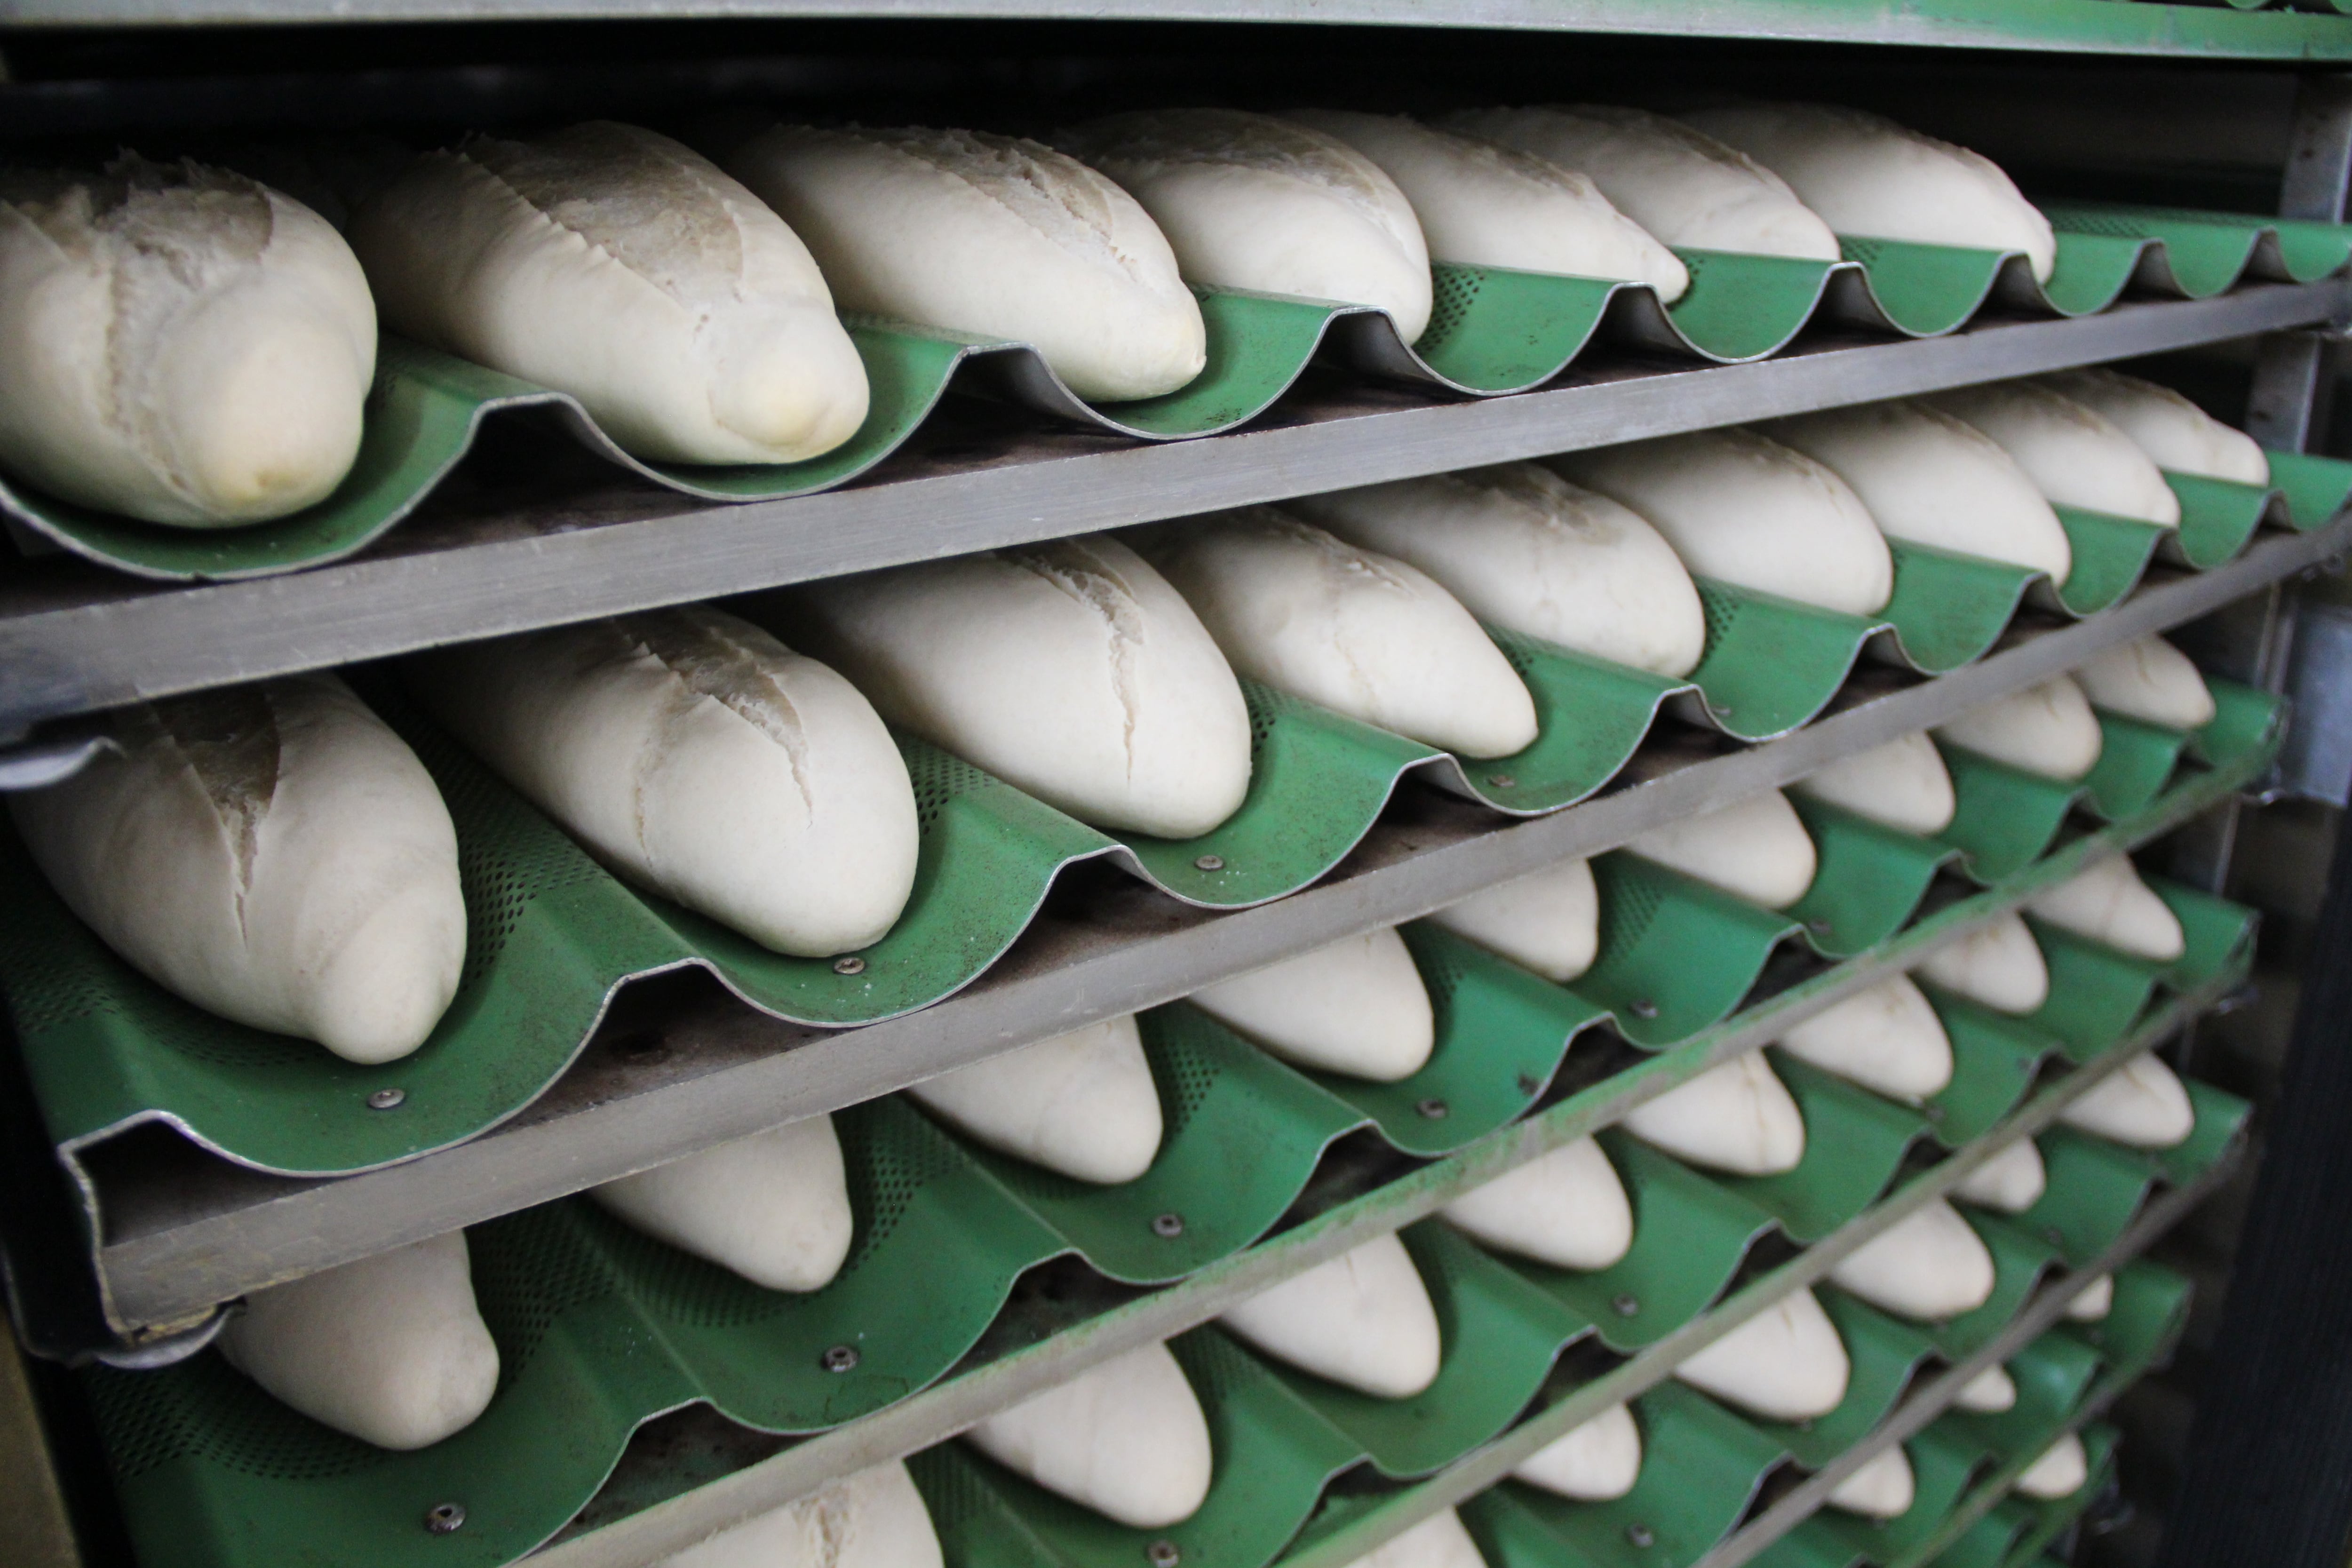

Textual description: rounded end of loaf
[590,1119,855,1292]
[966,1342,1213,1529]
[1218,1233,1442,1398]
[1442,1135,1633,1271]
[704,304,873,464]
[1510,1402,1643,1501]
[2059,1053,2196,1150]
[1674,1287,1850,1421]
[1952,1136,2047,1214]
[1623,1051,1807,1176]
[1827,1444,1916,1519]
[301,872,468,1065]
[2013,1433,2089,1499]
[1828,1198,1997,1321]
[1187,928,1435,1082]
[1954,1363,2018,1412]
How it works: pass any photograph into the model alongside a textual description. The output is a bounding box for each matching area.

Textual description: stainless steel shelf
[0,284,2338,735]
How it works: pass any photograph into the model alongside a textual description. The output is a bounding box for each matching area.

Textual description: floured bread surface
[590,1116,853,1291]
[1287,110,1687,300]
[1627,788,1819,909]
[1623,1051,1806,1175]
[1776,974,1954,1100]
[1293,462,1705,678]
[217,1231,498,1450]
[966,1342,1212,1528]
[1933,675,2104,781]
[11,673,464,1064]
[1218,1233,1442,1398]
[2066,1274,2114,1321]
[908,1015,1164,1183]
[1927,382,2181,526]
[1557,429,1893,617]
[2025,852,2185,962]
[2012,1433,2089,1499]
[1064,109,1433,342]
[351,122,866,464]
[1675,1288,1850,1421]
[0,155,374,524]
[730,122,1203,400]
[1679,103,2055,282]
[406,605,918,957]
[1914,913,2050,1015]
[1446,105,1840,261]
[1429,855,1600,983]
[1188,927,1435,1081]
[2059,1052,2196,1149]
[1794,731,1956,837]
[1763,400,2072,584]
[1954,1364,2018,1412]
[1512,1403,1643,1500]
[2043,367,2268,485]
[1827,1198,1996,1321]
[1953,1135,2046,1213]
[1341,1508,1488,1568]
[1442,1135,1632,1270]
[2073,635,2215,731]
[1137,508,1536,758]
[779,535,1251,838]
[1828,1446,1916,1519]
[654,1461,942,1568]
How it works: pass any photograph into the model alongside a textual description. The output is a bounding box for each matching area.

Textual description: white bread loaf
[1136,508,1535,757]
[1677,103,2055,282]
[1953,1136,2048,1214]
[1442,105,1840,262]
[1556,429,1894,617]
[1341,1509,1487,1568]
[1290,462,1706,679]
[0,157,374,524]
[350,123,865,464]
[2012,1433,2089,1499]
[726,123,1202,401]
[907,1015,1163,1184]
[1440,1136,1634,1271]
[1675,1288,1851,1421]
[1954,1364,2018,1413]
[216,1231,498,1450]
[966,1342,1212,1528]
[1933,676,2104,781]
[1776,975,1955,1101]
[1828,1445,1916,1520]
[1828,1199,1997,1321]
[407,607,917,957]
[1061,109,1432,342]
[10,675,464,1065]
[1286,111,1686,301]
[1927,382,2181,526]
[1623,1052,1807,1175]
[1511,1403,1643,1500]
[654,1462,942,1568]
[1762,400,2072,583]
[589,1116,852,1292]
[1626,789,1819,909]
[1793,732,1958,837]
[1915,914,2050,1015]
[1429,857,1600,984]
[1188,928,1435,1082]
[779,536,1251,838]
[2042,368,2268,485]
[2072,635,2215,731]
[1218,1233,1442,1398]
[2058,1053,2195,1149]
[2025,854,2185,963]
[2066,1274,2114,1322]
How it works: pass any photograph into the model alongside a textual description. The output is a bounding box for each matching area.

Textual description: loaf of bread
[1440,1136,1633,1270]
[2024,853,2185,962]
[965,1343,1212,1528]
[350,122,866,464]
[1287,110,1686,301]
[1444,105,1840,261]
[1136,508,1536,758]
[1626,788,1819,909]
[2066,1275,2114,1321]
[906,1015,1163,1183]
[1557,429,1894,617]
[10,674,465,1064]
[1951,1134,2047,1213]
[728,123,1204,402]
[1188,928,1435,1081]
[1927,382,2181,526]
[2042,367,2268,485]
[2058,1052,2195,1148]
[1776,975,1955,1100]
[1428,858,1599,984]
[1510,1404,1643,1501]
[1679,103,2055,282]
[1291,462,1706,679]
[1622,1052,1807,1175]
[654,1462,941,1568]
[589,1117,852,1292]
[1914,914,2050,1014]
[1827,1198,1996,1320]
[1061,108,1433,342]
[216,1231,498,1450]
[2012,1433,2090,1499]
[778,536,1252,838]
[1933,675,2104,781]
[1218,1233,1442,1398]
[1954,1364,2018,1412]
[2072,635,2215,731]
[1343,1509,1489,1568]
[0,156,374,523]
[1793,732,1957,837]
[1828,1448,1916,1520]
[1763,400,2072,583]
[407,607,918,957]
[1673,1288,1851,1421]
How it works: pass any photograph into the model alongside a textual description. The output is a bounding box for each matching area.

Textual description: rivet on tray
[1612,1293,1640,1317]
[1923,1104,1945,1122]
[1193,854,1225,873]
[367,1088,407,1111]
[1629,999,1660,1020]
[1806,918,1834,936]
[1147,1540,1183,1568]
[1486,773,1516,789]
[1516,1074,1542,1098]
[424,1503,467,1535]
[821,1344,861,1373]
[1625,1524,1655,1549]
[1151,1211,1186,1238]
[2046,1226,2068,1248]
[1416,1097,1450,1120]
[833,955,867,977]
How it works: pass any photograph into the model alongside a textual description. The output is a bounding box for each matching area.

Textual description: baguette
[906,1016,1163,1183]
[2013,1433,2089,1500]
[1792,731,1957,837]
[1826,1198,1996,1320]
[2057,1052,2195,1149]
[1622,1051,1806,1175]
[1933,675,2104,781]
[1510,1403,1643,1501]
[1828,1447,1916,1520]
[1776,975,1955,1100]
[654,1462,941,1568]
[965,1343,1212,1528]
[1954,1365,2018,1412]
[2042,367,2268,485]
[1914,913,2050,1015]
[1674,1288,1850,1421]
[1951,1135,2047,1213]
[1428,857,1599,984]
[1218,1233,1441,1398]
[1927,381,2181,526]
[1342,1509,1487,1568]
[1440,1136,1633,1270]
[2072,635,2215,731]
[1188,928,1435,1082]
[1626,788,1819,909]
[589,1117,852,1292]
[2024,853,2185,962]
